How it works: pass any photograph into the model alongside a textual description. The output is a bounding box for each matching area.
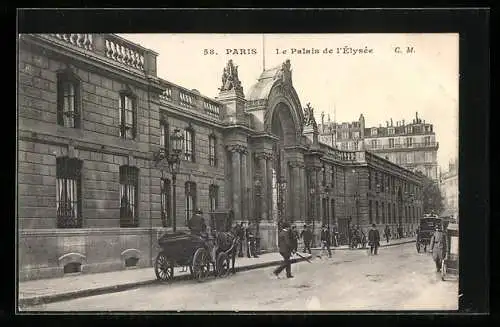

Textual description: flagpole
[262,34,266,72]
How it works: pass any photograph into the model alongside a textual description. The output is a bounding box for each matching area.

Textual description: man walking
[368,224,381,255]
[384,224,391,244]
[246,221,259,258]
[273,222,294,279]
[300,224,313,254]
[430,225,447,272]
[331,223,339,247]
[235,221,245,257]
[291,225,300,253]
[319,225,332,258]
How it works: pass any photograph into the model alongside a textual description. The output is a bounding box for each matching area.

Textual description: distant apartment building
[318,112,439,183]
[440,158,459,220]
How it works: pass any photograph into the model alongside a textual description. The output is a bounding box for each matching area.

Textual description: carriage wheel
[192,248,210,282]
[216,252,230,278]
[154,252,174,281]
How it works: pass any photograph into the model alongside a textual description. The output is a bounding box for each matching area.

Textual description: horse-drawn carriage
[416,215,443,253]
[154,210,239,282]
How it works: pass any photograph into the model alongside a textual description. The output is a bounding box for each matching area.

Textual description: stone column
[289,161,301,222]
[228,145,241,222]
[266,154,273,221]
[255,152,268,221]
[299,165,306,221]
[240,148,248,221]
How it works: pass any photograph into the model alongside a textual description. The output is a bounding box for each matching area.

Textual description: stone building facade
[439,158,459,221]
[18,34,423,281]
[318,112,440,183]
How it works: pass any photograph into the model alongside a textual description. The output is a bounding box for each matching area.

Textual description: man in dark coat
[368,224,381,255]
[273,222,294,278]
[188,209,207,237]
[319,225,332,258]
[235,221,245,257]
[246,221,259,258]
[291,225,300,253]
[430,226,447,272]
[384,225,391,244]
[300,224,313,254]
[331,223,339,247]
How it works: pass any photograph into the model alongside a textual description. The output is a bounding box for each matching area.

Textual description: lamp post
[152,128,184,233]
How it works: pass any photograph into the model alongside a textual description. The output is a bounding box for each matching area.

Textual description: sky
[119,33,458,172]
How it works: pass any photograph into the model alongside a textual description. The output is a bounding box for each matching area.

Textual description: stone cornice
[254,152,273,161]
[288,160,305,169]
[226,144,248,154]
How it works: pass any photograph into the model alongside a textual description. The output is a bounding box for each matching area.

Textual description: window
[342,131,349,139]
[185,182,197,224]
[388,127,395,135]
[375,201,379,224]
[407,126,413,134]
[388,202,391,223]
[371,128,378,136]
[160,120,170,153]
[322,164,326,186]
[209,184,219,212]
[382,202,385,224]
[369,200,373,224]
[119,93,136,139]
[407,153,413,163]
[160,178,171,227]
[341,142,347,150]
[424,136,431,145]
[56,157,82,228]
[389,138,395,148]
[371,139,378,149]
[57,71,80,128]
[353,141,359,150]
[393,204,396,223]
[405,137,413,147]
[184,127,195,162]
[353,131,360,139]
[330,165,335,188]
[120,166,139,227]
[209,134,217,166]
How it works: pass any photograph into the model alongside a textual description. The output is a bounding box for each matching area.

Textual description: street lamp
[153,128,184,232]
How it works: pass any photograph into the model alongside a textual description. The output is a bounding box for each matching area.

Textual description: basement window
[125,257,139,268]
[63,262,82,274]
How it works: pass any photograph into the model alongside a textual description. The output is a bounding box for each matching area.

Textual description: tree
[422,176,444,214]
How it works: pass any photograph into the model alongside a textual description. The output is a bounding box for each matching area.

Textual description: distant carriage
[154,210,239,282]
[416,214,443,253]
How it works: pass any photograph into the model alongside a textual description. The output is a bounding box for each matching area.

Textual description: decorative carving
[220,59,242,92]
[226,144,247,154]
[303,103,317,128]
[275,59,292,86]
[255,152,273,161]
[288,161,305,169]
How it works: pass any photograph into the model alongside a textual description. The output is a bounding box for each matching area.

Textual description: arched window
[56,157,82,228]
[119,90,137,140]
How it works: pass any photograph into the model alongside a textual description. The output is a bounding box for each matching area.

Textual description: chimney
[402,119,405,126]
[386,121,389,127]
[390,118,393,126]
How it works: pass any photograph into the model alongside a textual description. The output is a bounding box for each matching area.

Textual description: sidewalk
[18,251,312,308]
[310,237,415,251]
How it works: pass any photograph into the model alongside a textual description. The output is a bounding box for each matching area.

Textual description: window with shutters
[209,134,217,167]
[56,157,83,228]
[120,166,139,227]
[119,92,136,140]
[209,184,219,212]
[160,178,171,227]
[185,182,197,224]
[57,71,81,128]
[160,119,170,153]
[184,126,195,162]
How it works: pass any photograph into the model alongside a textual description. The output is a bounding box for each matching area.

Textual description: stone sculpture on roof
[303,103,317,127]
[220,59,242,92]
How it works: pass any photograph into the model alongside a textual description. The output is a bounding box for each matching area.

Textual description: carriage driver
[188,208,217,262]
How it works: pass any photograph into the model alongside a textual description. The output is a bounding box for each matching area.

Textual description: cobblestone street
[26,243,458,311]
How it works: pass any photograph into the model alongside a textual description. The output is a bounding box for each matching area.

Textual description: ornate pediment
[220,59,243,92]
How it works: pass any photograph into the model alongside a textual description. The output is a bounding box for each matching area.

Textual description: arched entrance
[270,102,297,224]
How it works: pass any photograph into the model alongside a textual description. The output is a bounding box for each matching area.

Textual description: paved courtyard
[25,243,458,311]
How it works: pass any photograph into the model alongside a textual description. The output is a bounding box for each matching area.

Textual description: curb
[18,255,311,308]
[311,239,415,251]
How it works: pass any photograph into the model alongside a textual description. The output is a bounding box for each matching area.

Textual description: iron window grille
[184,127,195,162]
[57,73,81,128]
[185,182,197,224]
[56,157,83,228]
[208,134,217,167]
[160,178,171,227]
[120,165,139,227]
[209,184,219,212]
[119,93,136,140]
